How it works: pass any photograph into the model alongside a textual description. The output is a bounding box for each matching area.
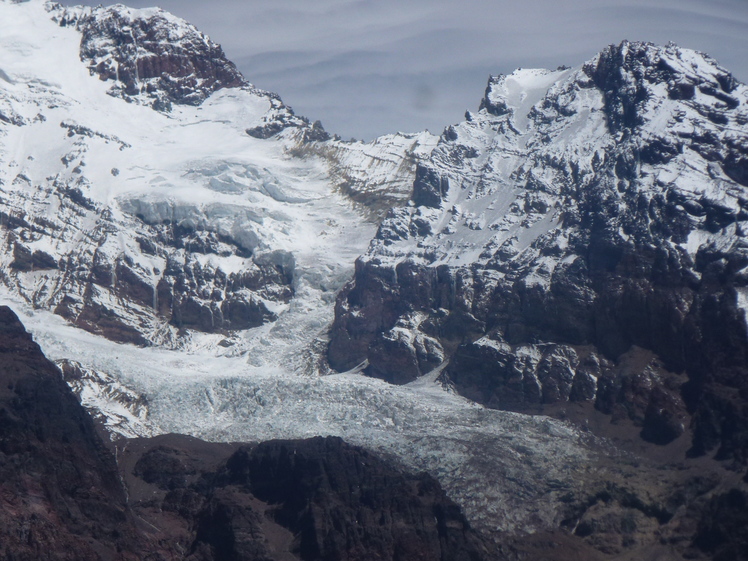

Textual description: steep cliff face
[329,41,748,459]
[0,305,142,560]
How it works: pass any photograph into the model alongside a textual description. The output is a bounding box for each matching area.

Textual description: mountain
[0,0,435,354]
[2,1,748,559]
[329,40,748,461]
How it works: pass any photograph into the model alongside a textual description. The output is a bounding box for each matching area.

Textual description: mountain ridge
[329,39,748,461]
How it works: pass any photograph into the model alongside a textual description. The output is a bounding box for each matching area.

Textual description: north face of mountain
[329,41,748,460]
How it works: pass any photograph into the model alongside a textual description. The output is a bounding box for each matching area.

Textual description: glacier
[2,0,747,549]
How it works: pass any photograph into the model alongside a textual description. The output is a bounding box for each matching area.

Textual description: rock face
[187,437,487,561]
[53,1,316,137]
[692,487,748,561]
[329,41,748,460]
[51,0,313,143]
[0,305,141,559]
[121,436,487,561]
[55,4,244,107]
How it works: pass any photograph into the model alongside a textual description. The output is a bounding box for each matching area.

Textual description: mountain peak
[591,39,734,84]
[480,66,573,121]
[50,1,246,108]
[584,40,743,133]
[330,38,748,464]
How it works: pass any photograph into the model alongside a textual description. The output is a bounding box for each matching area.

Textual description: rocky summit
[329,40,748,461]
[1,1,748,559]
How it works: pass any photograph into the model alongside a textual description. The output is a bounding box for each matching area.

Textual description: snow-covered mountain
[0,0,590,540]
[0,0,435,359]
[2,0,748,557]
[330,40,748,460]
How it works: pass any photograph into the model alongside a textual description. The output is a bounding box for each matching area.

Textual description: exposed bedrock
[48,235,292,343]
[203,437,488,561]
[2,191,295,344]
[0,305,143,559]
[118,437,491,560]
[330,202,748,460]
[57,4,244,107]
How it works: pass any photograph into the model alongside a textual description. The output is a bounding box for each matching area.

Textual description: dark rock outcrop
[0,306,142,559]
[217,437,486,561]
[122,436,489,561]
[51,2,310,138]
[692,488,748,560]
[55,5,244,107]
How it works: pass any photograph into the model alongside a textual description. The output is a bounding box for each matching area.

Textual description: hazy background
[59,0,748,140]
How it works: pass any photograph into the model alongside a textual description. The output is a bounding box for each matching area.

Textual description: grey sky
[59,0,748,140]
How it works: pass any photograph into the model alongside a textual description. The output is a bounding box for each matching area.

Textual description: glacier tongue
[2,295,599,536]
